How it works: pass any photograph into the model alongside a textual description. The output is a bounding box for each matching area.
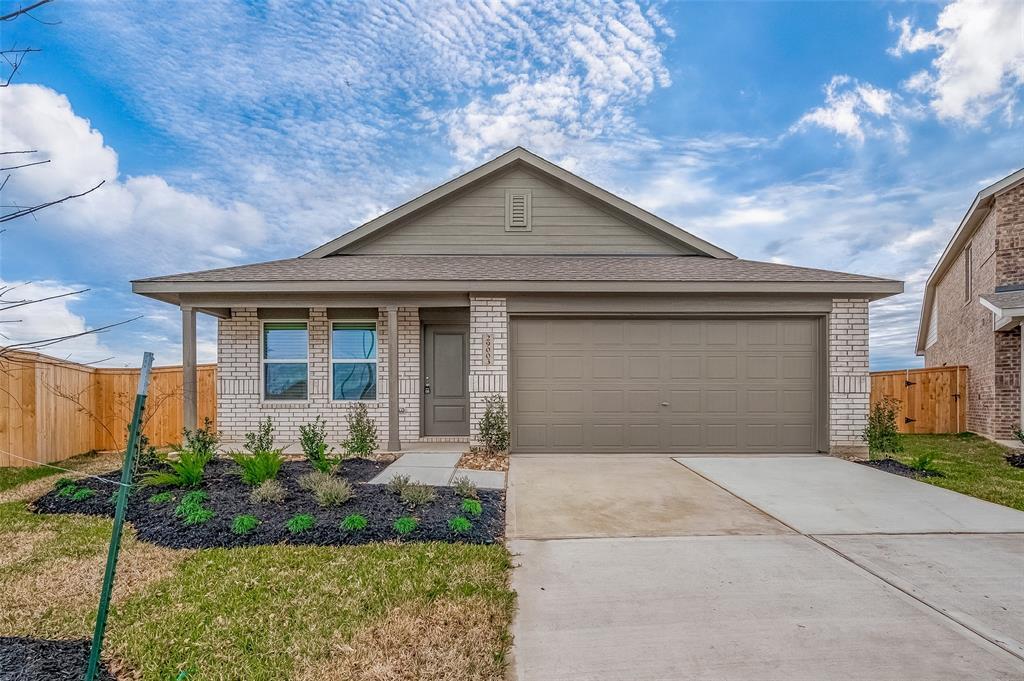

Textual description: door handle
[424,376,431,395]
[660,402,669,407]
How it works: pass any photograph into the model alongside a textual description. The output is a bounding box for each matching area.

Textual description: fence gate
[869,366,968,434]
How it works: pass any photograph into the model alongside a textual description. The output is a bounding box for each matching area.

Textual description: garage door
[510,318,821,453]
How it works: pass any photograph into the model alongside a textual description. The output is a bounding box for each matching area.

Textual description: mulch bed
[457,448,509,472]
[0,637,118,681]
[857,458,943,479]
[1006,453,1024,469]
[31,458,505,549]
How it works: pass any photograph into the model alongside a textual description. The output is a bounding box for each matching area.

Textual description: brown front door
[423,324,469,436]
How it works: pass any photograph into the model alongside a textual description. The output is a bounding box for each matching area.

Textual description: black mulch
[0,637,117,681]
[857,458,943,479]
[1006,453,1024,469]
[31,458,505,549]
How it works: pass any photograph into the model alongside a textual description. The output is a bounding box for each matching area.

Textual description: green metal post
[85,351,153,681]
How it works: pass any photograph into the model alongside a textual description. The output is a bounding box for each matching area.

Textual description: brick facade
[468,296,509,444]
[925,182,1024,439]
[829,298,870,457]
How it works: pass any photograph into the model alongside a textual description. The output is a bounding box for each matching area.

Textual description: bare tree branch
[0,287,88,311]
[0,0,54,22]
[0,158,49,172]
[0,179,105,222]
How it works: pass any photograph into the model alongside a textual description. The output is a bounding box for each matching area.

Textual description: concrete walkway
[369,450,505,489]
[508,455,1024,681]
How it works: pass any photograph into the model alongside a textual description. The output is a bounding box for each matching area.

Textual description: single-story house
[132,147,902,456]
[916,166,1024,441]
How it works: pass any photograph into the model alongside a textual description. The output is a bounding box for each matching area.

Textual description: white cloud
[889,1,1024,124]
[0,84,266,270]
[0,280,113,364]
[791,75,903,144]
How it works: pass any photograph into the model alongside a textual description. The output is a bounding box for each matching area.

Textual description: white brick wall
[469,296,508,443]
[217,306,420,448]
[829,298,870,457]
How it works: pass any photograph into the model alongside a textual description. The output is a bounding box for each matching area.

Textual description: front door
[423,324,470,436]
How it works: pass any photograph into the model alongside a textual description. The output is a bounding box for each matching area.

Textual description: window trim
[964,243,973,303]
[330,319,379,402]
[260,319,310,402]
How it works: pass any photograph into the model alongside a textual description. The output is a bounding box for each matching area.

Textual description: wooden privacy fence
[870,366,968,434]
[0,350,216,468]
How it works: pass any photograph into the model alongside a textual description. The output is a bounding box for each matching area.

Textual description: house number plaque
[482,333,494,366]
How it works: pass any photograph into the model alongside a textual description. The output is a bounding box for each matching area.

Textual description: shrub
[133,432,161,472]
[72,488,95,502]
[448,516,472,534]
[478,394,510,454]
[1014,425,1024,446]
[56,484,78,499]
[300,416,339,473]
[244,417,275,454]
[174,491,213,526]
[142,448,214,488]
[341,513,368,531]
[461,497,483,518]
[250,479,286,504]
[862,397,903,458]
[393,516,418,535]
[184,417,220,458]
[400,483,435,508]
[231,514,260,535]
[148,491,173,504]
[386,473,412,495]
[909,453,941,475]
[54,477,76,491]
[231,448,285,486]
[341,403,378,457]
[451,475,478,499]
[298,471,354,507]
[286,513,314,534]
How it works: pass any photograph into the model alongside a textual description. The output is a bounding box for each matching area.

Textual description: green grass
[889,433,1024,511]
[0,465,65,493]
[0,473,515,681]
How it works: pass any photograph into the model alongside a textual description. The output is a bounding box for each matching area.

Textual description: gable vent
[505,189,532,232]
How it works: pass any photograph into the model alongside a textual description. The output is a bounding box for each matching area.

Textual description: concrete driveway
[508,455,1024,681]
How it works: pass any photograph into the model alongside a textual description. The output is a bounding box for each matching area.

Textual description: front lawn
[0,484,514,679]
[888,433,1024,511]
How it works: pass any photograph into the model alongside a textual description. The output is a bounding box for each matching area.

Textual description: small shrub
[341,403,378,457]
[862,397,903,458]
[386,473,413,495]
[133,431,161,473]
[148,491,173,504]
[231,448,285,486]
[400,483,436,508]
[448,516,472,534]
[250,479,286,504]
[56,484,78,499]
[174,490,213,526]
[287,513,315,534]
[300,416,340,473]
[298,471,354,507]
[909,453,941,475]
[478,394,510,454]
[54,477,77,490]
[108,491,119,505]
[1013,425,1024,446]
[244,417,275,454]
[461,497,483,518]
[142,448,214,488]
[183,417,220,458]
[451,475,478,499]
[231,514,260,535]
[72,488,95,502]
[341,513,368,532]
[393,516,418,535]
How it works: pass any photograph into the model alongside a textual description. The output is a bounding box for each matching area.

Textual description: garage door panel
[510,318,820,453]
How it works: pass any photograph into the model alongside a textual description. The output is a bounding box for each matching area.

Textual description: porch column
[386,305,401,451]
[181,305,198,432]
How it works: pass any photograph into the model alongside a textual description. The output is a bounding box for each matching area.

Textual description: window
[332,322,377,400]
[262,322,308,400]
[964,244,973,302]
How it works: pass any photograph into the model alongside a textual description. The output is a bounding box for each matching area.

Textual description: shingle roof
[136,255,895,284]
[980,290,1024,311]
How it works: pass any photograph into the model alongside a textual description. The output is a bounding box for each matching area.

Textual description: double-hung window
[262,322,308,400]
[332,322,377,400]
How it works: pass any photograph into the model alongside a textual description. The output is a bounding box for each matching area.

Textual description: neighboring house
[133,148,901,457]
[916,167,1024,442]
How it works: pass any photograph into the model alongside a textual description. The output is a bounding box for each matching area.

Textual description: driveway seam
[671,458,1024,663]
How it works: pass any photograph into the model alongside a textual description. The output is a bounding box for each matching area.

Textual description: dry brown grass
[0,451,124,504]
[296,596,512,681]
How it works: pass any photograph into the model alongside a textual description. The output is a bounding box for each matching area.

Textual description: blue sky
[2,0,1022,369]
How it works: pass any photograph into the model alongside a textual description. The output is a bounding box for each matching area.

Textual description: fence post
[85,352,153,681]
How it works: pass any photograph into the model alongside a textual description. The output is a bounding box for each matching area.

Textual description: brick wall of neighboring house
[217,306,421,447]
[992,182,1024,437]
[829,298,870,457]
[925,209,999,436]
[995,182,1024,287]
[468,296,508,444]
